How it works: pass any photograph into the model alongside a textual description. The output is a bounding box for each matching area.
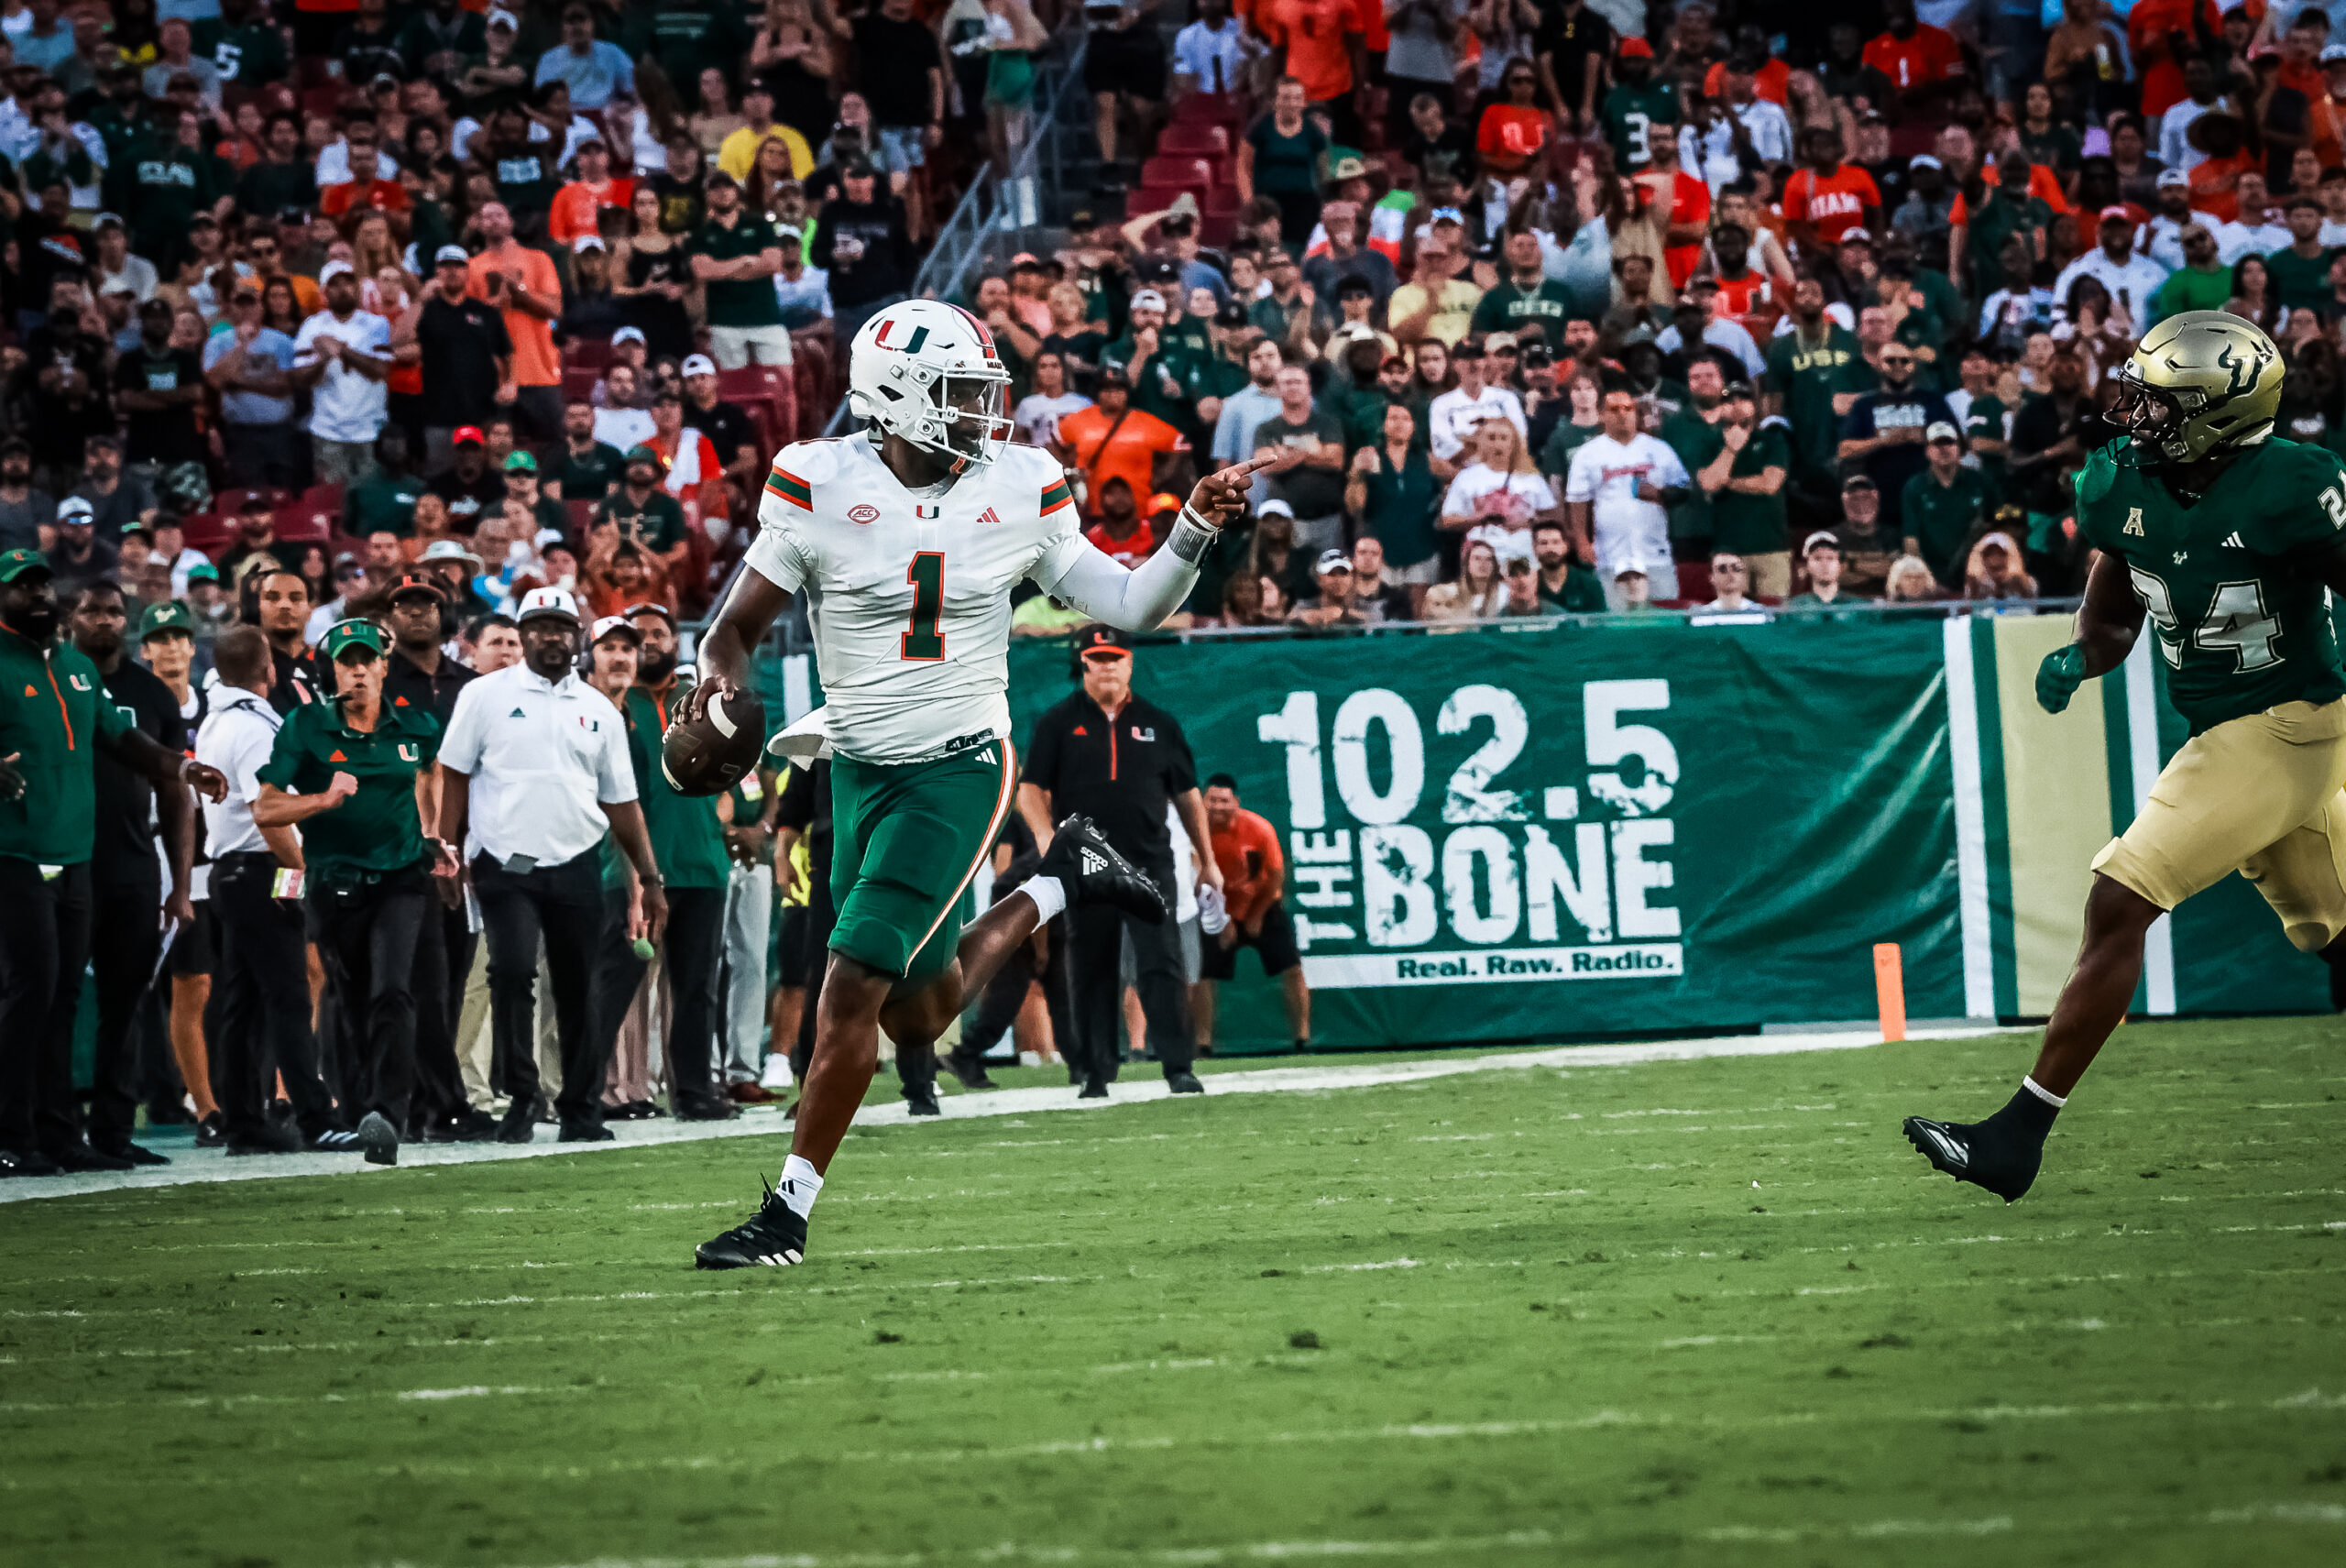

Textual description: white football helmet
[848,299,1014,466]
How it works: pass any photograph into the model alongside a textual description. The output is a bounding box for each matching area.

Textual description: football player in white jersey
[685,298,1267,1268]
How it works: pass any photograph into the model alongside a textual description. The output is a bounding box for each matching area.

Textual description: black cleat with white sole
[1039,814,1167,924]
[695,1175,812,1268]
[1902,1114,2044,1203]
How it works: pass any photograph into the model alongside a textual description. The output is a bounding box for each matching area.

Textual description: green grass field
[5,1018,2344,1568]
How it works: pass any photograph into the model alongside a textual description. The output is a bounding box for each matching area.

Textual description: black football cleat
[496,1105,537,1144]
[46,1140,135,1173]
[1166,1071,1205,1095]
[0,1146,62,1178]
[356,1112,400,1167]
[695,1175,811,1268]
[1903,1114,2043,1203]
[938,1048,996,1091]
[1078,1077,1109,1100]
[1040,815,1168,924]
[557,1121,616,1143]
[94,1139,170,1167]
[903,1083,942,1117]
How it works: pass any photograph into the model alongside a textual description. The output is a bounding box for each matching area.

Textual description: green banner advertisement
[1006,620,1969,1051]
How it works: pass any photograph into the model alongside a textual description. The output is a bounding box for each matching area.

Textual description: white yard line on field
[0,1026,1999,1206]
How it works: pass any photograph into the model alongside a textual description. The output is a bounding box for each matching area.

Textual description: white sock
[1019,874,1068,923]
[2022,1077,2068,1109]
[778,1155,824,1217]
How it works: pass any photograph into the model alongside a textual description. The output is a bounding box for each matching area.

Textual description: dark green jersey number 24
[902,552,946,661]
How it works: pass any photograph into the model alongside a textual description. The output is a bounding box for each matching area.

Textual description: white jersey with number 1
[745,433,1090,764]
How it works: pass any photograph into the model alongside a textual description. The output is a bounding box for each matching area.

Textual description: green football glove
[2035,644,2088,715]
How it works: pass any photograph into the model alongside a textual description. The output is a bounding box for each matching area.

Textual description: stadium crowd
[3,0,2338,1171]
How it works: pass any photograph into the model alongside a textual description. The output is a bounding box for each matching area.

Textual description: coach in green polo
[0,549,227,1175]
[252,618,443,1167]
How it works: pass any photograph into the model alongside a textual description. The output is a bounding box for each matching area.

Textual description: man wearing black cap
[380,569,490,1139]
[393,242,514,471]
[1018,626,1220,1098]
[67,578,197,1166]
[0,550,228,1175]
[813,159,916,345]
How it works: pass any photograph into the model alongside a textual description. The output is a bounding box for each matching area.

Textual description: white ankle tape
[779,1155,824,1216]
[1020,874,1068,923]
[2023,1077,2067,1109]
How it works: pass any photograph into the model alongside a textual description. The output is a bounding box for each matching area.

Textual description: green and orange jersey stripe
[1040,478,1073,517]
[765,465,813,510]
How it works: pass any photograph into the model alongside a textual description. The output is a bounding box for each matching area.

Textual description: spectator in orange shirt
[1636,134,1712,291]
[1862,0,1966,116]
[1256,0,1361,137]
[1083,479,1161,566]
[1056,367,1190,510]
[1782,126,1883,258]
[547,136,634,251]
[317,116,409,225]
[465,200,563,441]
[1194,773,1308,1055]
[2127,0,2222,121]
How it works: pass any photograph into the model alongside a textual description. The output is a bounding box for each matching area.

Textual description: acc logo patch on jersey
[849,503,881,525]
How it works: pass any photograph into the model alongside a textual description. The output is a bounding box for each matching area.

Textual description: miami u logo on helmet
[873,317,929,355]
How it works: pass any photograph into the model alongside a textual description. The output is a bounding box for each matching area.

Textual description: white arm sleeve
[1033,532,1204,632]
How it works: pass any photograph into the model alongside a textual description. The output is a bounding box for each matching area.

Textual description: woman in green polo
[251,619,443,1168]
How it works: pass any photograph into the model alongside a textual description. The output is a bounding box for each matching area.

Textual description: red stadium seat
[1675,562,1711,600]
[562,367,602,405]
[1139,155,1214,193]
[1174,93,1245,130]
[1158,124,1229,159]
[180,513,231,556]
[565,337,614,371]
[300,483,345,520]
[274,502,333,543]
[214,488,283,524]
[565,498,597,535]
[718,366,796,458]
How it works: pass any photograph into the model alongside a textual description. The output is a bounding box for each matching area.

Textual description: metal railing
[824,18,1092,435]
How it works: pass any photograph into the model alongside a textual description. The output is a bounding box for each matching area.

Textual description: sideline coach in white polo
[433,587,668,1143]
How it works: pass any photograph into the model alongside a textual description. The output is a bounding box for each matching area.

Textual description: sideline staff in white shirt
[193,625,348,1154]
[434,587,666,1142]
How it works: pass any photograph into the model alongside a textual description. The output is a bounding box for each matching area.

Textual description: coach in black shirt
[70,580,195,1165]
[399,244,515,468]
[1019,625,1220,1098]
[380,569,492,1140]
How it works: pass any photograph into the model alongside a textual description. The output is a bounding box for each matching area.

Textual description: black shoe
[903,1083,942,1116]
[610,1099,663,1121]
[1166,1071,1205,1095]
[674,1097,740,1122]
[306,1126,362,1154]
[146,1101,194,1126]
[1078,1077,1109,1099]
[414,1114,455,1144]
[695,1175,811,1268]
[356,1112,400,1167]
[194,1112,226,1148]
[1903,1114,2045,1204]
[94,1138,170,1167]
[0,1146,61,1177]
[447,1108,499,1143]
[939,1049,996,1091]
[1039,814,1168,924]
[532,1095,558,1124]
[46,1141,135,1173]
[496,1105,536,1144]
[227,1122,303,1157]
[558,1121,616,1142]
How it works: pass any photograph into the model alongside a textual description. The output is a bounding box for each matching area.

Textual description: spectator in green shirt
[2266,194,2340,316]
[1343,403,1447,591]
[1782,532,1869,615]
[252,618,442,1168]
[596,445,689,556]
[1695,384,1794,596]
[344,426,425,537]
[685,172,793,369]
[2149,225,2234,323]
[1899,421,1998,592]
[1531,521,1603,612]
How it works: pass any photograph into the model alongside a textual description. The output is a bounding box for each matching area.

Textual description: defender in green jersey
[1906,313,2346,1203]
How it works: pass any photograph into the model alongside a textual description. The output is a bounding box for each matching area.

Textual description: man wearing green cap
[0,550,228,1177]
[596,445,688,557]
[251,618,444,1168]
[500,449,567,543]
[69,581,200,1167]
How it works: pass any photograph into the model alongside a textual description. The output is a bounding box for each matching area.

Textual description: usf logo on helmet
[2110,311,2285,466]
[847,300,1014,467]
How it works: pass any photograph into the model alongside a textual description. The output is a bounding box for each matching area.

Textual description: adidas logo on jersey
[1081,849,1108,875]
[2221,532,2244,548]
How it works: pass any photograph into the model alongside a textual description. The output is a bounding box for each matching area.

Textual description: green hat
[624,443,664,470]
[138,599,196,640]
[502,450,538,474]
[0,547,50,584]
[186,562,220,584]
[320,619,389,661]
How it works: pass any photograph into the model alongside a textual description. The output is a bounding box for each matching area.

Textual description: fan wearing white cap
[2049,203,2168,324]
[291,259,394,486]
[431,584,668,1143]
[676,295,1273,1271]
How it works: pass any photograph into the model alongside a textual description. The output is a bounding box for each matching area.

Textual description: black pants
[0,857,93,1153]
[474,850,605,1125]
[662,885,728,1107]
[312,870,430,1128]
[211,852,336,1143]
[87,865,165,1146]
[588,885,646,1115]
[790,835,836,1086]
[1065,853,1193,1084]
[961,854,1073,1066]
[411,901,473,1124]
[223,422,310,490]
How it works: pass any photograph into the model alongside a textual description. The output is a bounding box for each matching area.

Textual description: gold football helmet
[2109,310,2285,466]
